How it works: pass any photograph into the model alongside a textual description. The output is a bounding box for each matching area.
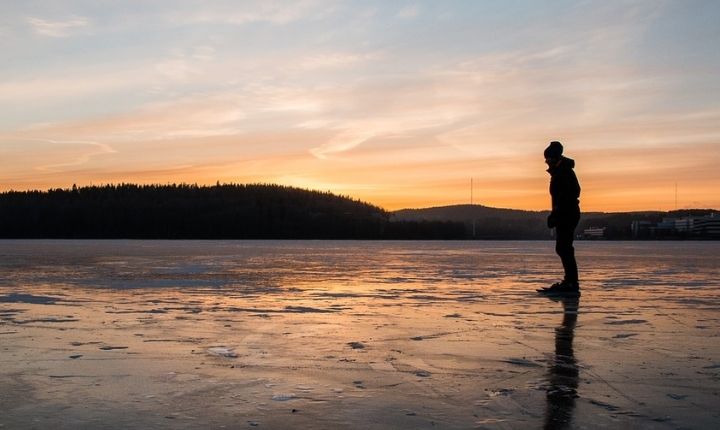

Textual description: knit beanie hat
[544,141,563,159]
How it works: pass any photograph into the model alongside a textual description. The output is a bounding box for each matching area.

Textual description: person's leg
[555,223,578,283]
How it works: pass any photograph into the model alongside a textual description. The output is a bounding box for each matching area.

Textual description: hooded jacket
[548,156,580,221]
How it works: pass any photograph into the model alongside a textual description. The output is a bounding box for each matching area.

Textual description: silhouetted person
[544,295,579,429]
[541,141,581,295]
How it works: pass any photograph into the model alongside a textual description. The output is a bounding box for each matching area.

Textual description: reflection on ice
[543,296,579,430]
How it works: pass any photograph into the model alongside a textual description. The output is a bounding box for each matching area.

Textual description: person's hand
[547,213,556,229]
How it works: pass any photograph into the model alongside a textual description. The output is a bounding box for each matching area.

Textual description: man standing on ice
[539,141,581,295]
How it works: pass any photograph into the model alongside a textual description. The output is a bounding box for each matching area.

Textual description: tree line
[0,183,465,239]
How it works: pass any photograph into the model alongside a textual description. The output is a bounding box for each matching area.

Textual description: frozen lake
[1,240,719,429]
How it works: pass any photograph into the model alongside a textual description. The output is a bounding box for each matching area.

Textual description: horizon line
[1,181,717,215]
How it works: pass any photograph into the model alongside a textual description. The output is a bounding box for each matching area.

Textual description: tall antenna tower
[675,182,678,211]
[470,178,476,238]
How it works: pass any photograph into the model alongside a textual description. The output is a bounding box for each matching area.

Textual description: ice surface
[0,240,719,429]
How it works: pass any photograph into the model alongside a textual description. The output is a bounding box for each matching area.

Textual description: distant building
[631,220,653,239]
[583,227,606,239]
[656,218,676,234]
[675,218,694,232]
[630,213,719,239]
[692,213,720,238]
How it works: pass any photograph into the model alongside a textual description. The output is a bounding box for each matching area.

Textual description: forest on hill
[0,184,464,239]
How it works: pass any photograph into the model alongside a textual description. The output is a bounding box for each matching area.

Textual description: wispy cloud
[0,137,116,174]
[19,95,249,142]
[297,52,382,70]
[397,5,420,19]
[27,16,89,37]
[0,68,146,105]
[168,0,334,26]
[34,140,116,172]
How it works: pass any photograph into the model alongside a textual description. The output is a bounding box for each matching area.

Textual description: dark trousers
[555,218,579,283]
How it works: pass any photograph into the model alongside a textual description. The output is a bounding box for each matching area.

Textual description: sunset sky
[1,1,718,211]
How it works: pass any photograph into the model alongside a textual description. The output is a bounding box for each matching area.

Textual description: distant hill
[393,204,550,239]
[392,204,718,239]
[0,183,465,239]
[393,204,547,222]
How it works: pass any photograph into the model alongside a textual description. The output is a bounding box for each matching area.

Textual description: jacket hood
[547,156,575,174]
[561,156,575,169]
